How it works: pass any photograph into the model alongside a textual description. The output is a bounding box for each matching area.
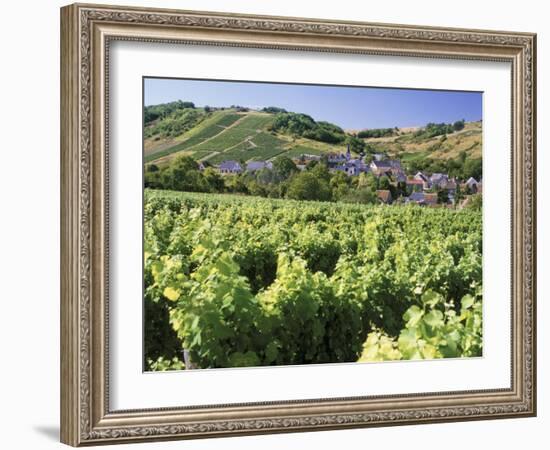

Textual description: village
[208,145,481,207]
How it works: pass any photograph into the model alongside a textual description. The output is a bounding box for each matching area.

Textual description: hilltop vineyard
[144,190,482,370]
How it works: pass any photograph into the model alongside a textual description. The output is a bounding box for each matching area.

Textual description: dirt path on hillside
[200,152,220,162]
[199,134,259,162]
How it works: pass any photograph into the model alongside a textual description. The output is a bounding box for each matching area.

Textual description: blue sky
[144,77,482,130]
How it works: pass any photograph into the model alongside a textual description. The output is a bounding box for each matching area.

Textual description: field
[367,121,483,161]
[144,190,483,370]
[144,111,243,163]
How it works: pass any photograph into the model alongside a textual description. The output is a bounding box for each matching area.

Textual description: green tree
[171,155,199,172]
[203,167,225,192]
[415,122,454,139]
[437,188,449,204]
[330,171,351,201]
[262,106,288,114]
[144,170,162,189]
[256,167,275,185]
[271,112,346,144]
[156,156,207,192]
[346,135,365,153]
[463,158,482,180]
[396,181,407,198]
[330,171,350,189]
[357,128,395,139]
[446,158,463,179]
[356,172,369,188]
[363,172,379,192]
[225,175,249,194]
[144,100,195,124]
[286,172,331,201]
[342,187,376,204]
[272,156,298,181]
[378,175,391,191]
[453,119,465,131]
[309,162,331,182]
[247,180,267,197]
[305,160,319,171]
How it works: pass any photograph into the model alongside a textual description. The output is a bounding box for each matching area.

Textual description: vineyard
[144,190,483,370]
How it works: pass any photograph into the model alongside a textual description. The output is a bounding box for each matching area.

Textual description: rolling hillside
[144,102,482,167]
[362,121,482,163]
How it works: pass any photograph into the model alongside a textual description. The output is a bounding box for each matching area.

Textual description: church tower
[346,143,351,161]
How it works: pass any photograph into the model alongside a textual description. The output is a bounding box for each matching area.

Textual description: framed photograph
[60,3,537,446]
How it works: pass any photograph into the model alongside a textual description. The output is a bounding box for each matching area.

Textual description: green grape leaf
[421,290,442,308]
[403,305,423,327]
[423,309,444,329]
[461,294,475,310]
[163,286,180,301]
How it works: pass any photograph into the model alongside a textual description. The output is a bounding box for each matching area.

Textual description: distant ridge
[144,102,481,168]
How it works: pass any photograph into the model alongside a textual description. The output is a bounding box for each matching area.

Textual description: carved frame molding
[61,3,536,446]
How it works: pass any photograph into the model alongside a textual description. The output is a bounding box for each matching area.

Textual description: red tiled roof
[376,190,392,203]
[424,193,438,204]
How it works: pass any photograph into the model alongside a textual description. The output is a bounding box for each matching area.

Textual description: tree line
[145,155,480,207]
[145,155,380,203]
[413,120,465,139]
[405,150,482,181]
[144,100,196,125]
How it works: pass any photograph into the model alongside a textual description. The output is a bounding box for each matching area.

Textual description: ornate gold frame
[60,3,536,446]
